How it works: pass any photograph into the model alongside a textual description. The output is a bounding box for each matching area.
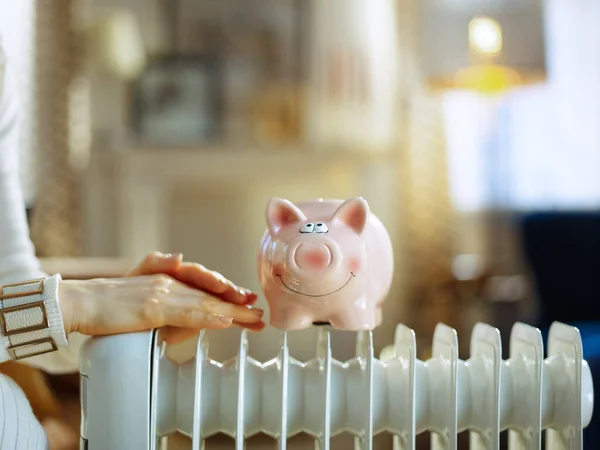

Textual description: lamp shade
[419,0,546,93]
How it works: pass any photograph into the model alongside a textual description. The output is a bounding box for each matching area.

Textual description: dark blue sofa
[521,212,599,447]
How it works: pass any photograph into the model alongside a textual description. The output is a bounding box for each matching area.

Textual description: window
[444,0,600,212]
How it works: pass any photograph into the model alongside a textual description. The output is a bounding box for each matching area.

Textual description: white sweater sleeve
[0,38,87,375]
[0,374,48,449]
[0,38,50,450]
[0,47,46,285]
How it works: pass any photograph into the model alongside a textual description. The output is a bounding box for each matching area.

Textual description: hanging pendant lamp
[419,0,547,93]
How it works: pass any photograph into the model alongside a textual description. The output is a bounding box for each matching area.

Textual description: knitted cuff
[0,274,69,361]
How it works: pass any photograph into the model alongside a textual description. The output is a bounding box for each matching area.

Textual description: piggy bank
[258,197,393,331]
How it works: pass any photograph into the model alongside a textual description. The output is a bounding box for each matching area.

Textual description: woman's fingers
[174,262,257,305]
[126,252,183,277]
[152,280,264,326]
[242,293,259,306]
[158,305,234,330]
[163,287,264,324]
[128,253,259,306]
[200,298,264,323]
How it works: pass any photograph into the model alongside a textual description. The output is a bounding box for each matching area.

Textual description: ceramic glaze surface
[258,197,394,330]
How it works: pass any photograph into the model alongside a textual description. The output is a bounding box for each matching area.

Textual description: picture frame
[130,55,223,145]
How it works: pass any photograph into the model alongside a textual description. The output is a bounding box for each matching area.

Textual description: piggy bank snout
[293,244,331,270]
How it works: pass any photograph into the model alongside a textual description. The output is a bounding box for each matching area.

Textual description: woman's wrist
[57,279,83,335]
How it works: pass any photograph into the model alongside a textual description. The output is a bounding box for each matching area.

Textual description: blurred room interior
[1,0,599,448]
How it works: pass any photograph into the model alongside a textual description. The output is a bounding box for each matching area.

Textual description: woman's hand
[58,252,265,344]
[126,252,258,307]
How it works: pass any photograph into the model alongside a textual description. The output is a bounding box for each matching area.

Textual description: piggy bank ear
[330,197,370,236]
[266,197,307,235]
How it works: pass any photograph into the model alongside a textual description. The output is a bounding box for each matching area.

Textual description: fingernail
[236,286,250,297]
[249,307,264,317]
[165,253,183,261]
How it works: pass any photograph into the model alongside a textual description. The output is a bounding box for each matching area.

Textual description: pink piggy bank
[258,197,394,331]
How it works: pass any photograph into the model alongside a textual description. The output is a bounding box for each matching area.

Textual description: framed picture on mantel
[130,55,223,146]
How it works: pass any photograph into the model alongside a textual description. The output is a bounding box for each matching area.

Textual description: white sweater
[0,36,58,448]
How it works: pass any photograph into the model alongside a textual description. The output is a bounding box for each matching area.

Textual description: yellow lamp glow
[419,0,546,94]
[454,64,522,93]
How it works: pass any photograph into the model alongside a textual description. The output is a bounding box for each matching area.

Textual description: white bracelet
[0,274,69,361]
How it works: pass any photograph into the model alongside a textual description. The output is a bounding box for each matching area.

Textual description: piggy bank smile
[274,271,356,298]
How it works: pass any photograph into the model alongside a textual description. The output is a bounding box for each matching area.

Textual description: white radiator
[79,321,594,450]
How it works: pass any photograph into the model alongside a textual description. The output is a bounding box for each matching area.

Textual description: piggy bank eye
[314,223,329,233]
[300,223,315,233]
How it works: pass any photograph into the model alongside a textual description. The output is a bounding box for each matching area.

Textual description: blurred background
[1,0,599,448]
